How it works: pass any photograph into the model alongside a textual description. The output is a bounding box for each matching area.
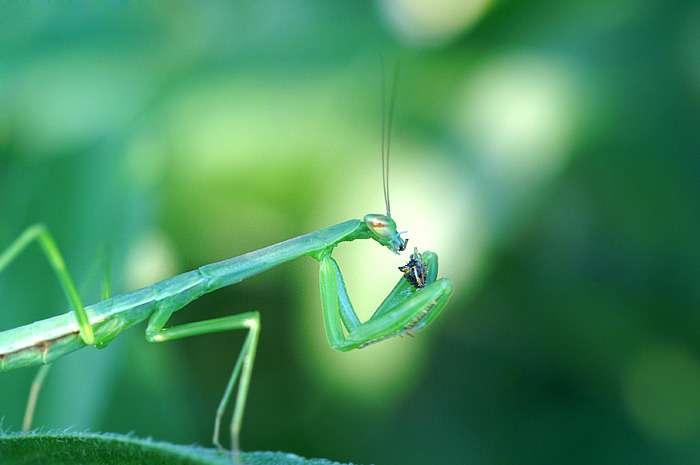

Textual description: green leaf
[0,432,364,465]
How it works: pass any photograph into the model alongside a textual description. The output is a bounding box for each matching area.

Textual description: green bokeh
[2,1,700,464]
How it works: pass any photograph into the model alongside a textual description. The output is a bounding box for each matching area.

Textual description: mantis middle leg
[144,306,260,465]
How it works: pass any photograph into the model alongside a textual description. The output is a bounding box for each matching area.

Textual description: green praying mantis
[0,69,453,464]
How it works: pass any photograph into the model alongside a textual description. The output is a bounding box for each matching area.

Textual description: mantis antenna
[363,59,407,254]
[381,59,400,218]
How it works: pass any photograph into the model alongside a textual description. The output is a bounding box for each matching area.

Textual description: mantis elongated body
[0,216,453,459]
[0,67,453,464]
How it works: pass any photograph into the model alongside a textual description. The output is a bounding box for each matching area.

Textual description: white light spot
[455,53,582,186]
[380,0,494,47]
[124,230,180,291]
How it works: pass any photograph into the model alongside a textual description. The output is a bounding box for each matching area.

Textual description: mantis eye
[363,214,407,253]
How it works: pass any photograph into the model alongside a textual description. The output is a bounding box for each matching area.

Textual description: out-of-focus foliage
[0,432,351,465]
[1,1,699,464]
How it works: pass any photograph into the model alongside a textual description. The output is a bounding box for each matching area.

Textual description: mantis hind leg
[21,364,50,432]
[0,224,94,345]
[0,224,108,431]
[20,251,114,432]
[145,307,260,465]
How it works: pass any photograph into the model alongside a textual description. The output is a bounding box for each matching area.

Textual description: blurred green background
[2,1,700,464]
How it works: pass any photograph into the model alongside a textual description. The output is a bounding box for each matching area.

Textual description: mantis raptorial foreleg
[317,251,452,351]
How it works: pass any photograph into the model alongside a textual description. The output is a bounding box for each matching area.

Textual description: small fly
[399,247,426,289]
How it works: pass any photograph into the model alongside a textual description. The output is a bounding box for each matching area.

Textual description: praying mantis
[0,69,453,464]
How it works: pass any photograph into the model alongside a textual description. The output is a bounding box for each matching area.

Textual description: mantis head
[363,213,407,254]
